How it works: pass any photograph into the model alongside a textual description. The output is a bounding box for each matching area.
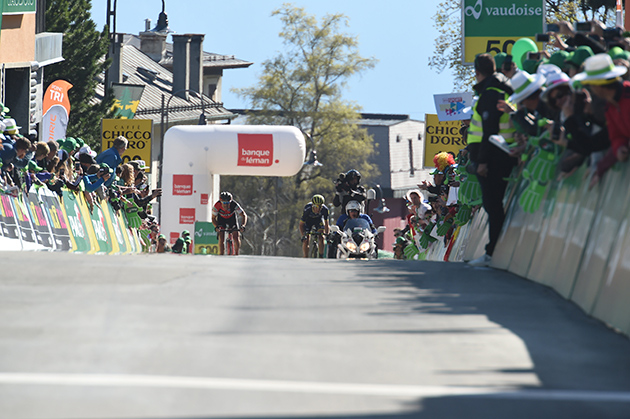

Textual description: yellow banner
[424,114,466,168]
[464,36,543,64]
[101,119,153,171]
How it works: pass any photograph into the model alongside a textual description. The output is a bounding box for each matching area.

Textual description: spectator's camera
[604,27,623,41]
[551,122,562,141]
[573,91,588,115]
[527,52,542,61]
[535,33,550,43]
[575,21,592,33]
[546,23,560,33]
[502,54,513,71]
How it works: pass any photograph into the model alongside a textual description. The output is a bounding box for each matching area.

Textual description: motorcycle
[331,218,386,260]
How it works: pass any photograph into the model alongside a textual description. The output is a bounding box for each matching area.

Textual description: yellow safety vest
[467,87,515,144]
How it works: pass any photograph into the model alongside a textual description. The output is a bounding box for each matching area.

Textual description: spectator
[156,234,171,253]
[95,136,128,187]
[573,53,630,184]
[172,230,191,254]
[466,53,517,267]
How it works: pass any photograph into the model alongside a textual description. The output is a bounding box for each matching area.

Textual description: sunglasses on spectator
[550,90,569,102]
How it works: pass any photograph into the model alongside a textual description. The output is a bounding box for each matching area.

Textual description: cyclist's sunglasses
[221,200,231,204]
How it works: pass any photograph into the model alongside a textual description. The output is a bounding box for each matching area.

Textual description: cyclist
[299,194,330,258]
[212,191,247,255]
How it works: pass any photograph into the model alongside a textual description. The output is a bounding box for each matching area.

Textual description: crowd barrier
[424,163,630,337]
[0,187,143,254]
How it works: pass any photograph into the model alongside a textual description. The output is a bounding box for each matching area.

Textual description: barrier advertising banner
[61,190,92,253]
[462,0,544,64]
[193,221,219,255]
[40,188,72,251]
[89,202,113,254]
[423,114,466,167]
[13,195,38,244]
[0,194,19,239]
[101,119,152,170]
[27,190,54,249]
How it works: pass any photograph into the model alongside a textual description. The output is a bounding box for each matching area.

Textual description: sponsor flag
[42,80,73,142]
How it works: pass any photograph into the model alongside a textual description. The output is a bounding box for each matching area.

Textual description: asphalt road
[1,252,630,419]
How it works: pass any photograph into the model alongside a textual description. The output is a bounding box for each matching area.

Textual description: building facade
[0,0,63,137]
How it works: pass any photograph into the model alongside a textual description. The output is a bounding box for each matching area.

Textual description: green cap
[494,52,507,70]
[609,46,630,62]
[27,160,43,172]
[522,59,541,74]
[100,162,114,174]
[547,50,570,69]
[182,230,190,236]
[567,46,594,68]
[75,137,85,147]
[58,137,78,153]
[158,234,166,240]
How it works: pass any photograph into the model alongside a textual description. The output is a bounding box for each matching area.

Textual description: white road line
[0,373,629,402]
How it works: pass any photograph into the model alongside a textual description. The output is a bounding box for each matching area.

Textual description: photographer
[332,169,367,214]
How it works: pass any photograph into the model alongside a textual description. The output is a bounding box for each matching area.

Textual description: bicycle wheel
[226,236,234,256]
[308,234,319,258]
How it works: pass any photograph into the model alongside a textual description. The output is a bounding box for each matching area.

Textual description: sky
[90,0,459,122]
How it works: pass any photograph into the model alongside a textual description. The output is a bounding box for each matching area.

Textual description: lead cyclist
[212,191,247,255]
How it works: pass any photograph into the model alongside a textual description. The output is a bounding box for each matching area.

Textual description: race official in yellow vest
[466,53,518,268]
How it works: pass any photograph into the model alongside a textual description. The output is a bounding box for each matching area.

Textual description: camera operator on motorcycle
[329,169,367,257]
[212,191,247,255]
[298,194,330,258]
[332,169,367,214]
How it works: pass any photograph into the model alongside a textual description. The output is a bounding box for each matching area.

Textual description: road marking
[0,373,630,402]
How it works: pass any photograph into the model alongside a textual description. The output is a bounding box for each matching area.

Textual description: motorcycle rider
[336,200,377,234]
[212,191,247,255]
[299,194,330,258]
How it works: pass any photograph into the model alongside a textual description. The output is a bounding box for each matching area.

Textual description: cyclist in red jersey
[212,191,247,255]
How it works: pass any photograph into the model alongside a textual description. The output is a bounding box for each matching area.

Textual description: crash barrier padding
[425,162,630,337]
[0,187,142,254]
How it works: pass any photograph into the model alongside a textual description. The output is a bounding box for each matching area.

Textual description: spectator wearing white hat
[573,53,630,183]
[508,71,548,137]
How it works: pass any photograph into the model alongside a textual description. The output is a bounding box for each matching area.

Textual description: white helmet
[346,200,361,215]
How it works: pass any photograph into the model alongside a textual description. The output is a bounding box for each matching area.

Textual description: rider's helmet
[311,194,325,206]
[346,200,361,215]
[345,169,361,183]
[219,191,233,202]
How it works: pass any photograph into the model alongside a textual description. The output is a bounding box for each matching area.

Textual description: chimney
[107,33,124,87]
[139,31,167,63]
[172,34,190,99]
[189,34,204,96]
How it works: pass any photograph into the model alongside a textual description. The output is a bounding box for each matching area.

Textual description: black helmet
[345,169,361,182]
[219,191,233,201]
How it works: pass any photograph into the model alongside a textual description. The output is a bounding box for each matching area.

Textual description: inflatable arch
[160,125,306,242]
